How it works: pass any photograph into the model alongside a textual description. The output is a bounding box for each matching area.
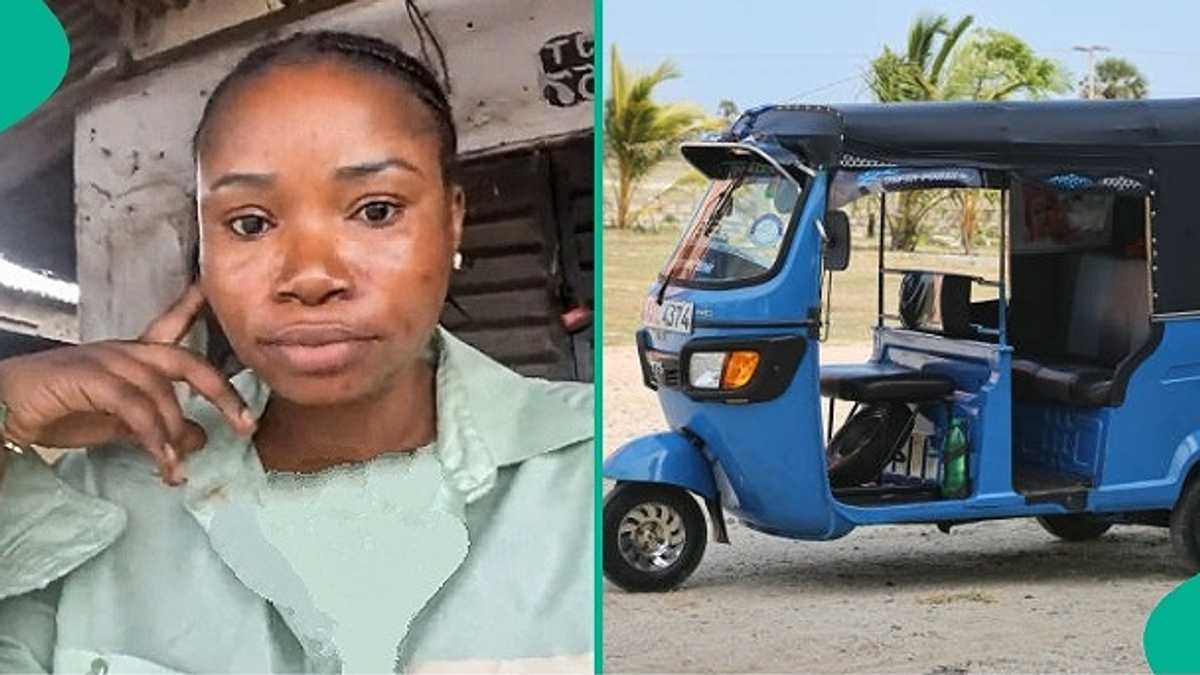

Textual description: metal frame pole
[999,187,1008,347]
[878,192,886,327]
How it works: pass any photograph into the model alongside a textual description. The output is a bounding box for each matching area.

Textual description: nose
[272,228,354,306]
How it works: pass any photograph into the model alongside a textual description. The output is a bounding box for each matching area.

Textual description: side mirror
[823,210,851,272]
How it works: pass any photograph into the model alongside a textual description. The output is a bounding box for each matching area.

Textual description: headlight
[688,352,726,389]
[688,350,760,390]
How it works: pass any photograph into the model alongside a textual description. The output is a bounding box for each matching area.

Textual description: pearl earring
[452,251,463,270]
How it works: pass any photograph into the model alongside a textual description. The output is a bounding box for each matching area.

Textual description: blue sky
[603,0,1200,114]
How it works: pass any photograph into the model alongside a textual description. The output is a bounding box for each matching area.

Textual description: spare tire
[827,402,915,488]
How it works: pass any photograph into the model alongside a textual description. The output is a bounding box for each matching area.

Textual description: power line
[1045,48,1200,57]
[784,69,871,103]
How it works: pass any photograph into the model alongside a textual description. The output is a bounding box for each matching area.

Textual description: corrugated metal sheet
[441,133,593,382]
[548,136,594,381]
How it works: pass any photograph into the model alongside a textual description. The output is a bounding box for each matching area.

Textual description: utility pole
[1073,45,1111,99]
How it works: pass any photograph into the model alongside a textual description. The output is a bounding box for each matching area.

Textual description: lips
[258,324,378,375]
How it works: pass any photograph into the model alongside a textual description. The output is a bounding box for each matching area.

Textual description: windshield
[660,170,803,285]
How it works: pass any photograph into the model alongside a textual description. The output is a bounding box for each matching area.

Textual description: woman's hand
[0,285,256,485]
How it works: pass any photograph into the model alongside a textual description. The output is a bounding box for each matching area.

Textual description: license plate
[643,298,694,334]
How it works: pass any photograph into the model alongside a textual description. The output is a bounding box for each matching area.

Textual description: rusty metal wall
[444,133,592,381]
[73,0,594,378]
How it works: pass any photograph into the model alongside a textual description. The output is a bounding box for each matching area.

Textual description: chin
[255,368,377,407]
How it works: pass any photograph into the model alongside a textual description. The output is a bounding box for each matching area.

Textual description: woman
[0,31,593,673]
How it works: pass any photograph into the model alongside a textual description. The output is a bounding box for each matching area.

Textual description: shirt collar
[430,326,593,501]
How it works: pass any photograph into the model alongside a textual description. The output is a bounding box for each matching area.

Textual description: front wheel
[1036,514,1112,541]
[603,481,708,592]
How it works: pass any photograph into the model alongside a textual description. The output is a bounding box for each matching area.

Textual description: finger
[91,345,191,449]
[81,375,176,478]
[176,420,208,458]
[113,342,255,435]
[161,422,207,486]
[139,284,206,345]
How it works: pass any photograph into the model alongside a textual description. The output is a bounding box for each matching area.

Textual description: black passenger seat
[1010,252,1150,408]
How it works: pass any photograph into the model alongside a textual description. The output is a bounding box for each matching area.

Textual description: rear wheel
[603,481,708,592]
[1170,479,1200,572]
[1036,514,1113,541]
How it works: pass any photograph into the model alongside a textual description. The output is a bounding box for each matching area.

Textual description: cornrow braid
[193,30,458,182]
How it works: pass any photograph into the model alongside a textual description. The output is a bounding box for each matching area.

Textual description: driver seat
[820,363,956,403]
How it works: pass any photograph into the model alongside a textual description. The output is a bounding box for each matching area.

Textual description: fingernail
[167,464,187,486]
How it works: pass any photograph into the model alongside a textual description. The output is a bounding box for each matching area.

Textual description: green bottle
[942,418,969,499]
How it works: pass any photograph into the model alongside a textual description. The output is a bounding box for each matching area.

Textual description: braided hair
[192,30,458,183]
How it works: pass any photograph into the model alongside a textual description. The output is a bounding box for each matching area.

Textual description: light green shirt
[0,328,594,673]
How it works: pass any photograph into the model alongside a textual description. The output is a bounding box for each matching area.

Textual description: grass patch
[603,228,679,345]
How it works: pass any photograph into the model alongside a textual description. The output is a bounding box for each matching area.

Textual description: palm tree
[868,14,1068,251]
[1085,57,1148,100]
[868,14,974,102]
[604,46,710,230]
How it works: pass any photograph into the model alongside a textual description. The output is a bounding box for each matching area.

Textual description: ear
[448,183,466,252]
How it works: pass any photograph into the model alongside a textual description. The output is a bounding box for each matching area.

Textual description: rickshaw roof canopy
[728,98,1200,171]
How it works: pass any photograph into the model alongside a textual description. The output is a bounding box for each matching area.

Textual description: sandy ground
[602,344,1185,674]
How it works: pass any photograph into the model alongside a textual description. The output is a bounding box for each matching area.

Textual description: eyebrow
[334,157,422,180]
[206,157,422,192]
[210,171,275,192]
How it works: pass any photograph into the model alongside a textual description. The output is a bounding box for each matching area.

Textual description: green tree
[944,29,1070,101]
[1083,57,1148,100]
[717,99,740,122]
[867,14,1069,251]
[604,46,710,230]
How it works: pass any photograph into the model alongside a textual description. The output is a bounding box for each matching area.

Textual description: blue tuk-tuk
[603,99,1200,591]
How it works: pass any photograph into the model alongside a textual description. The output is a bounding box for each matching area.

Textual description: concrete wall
[119,0,296,60]
[75,0,593,341]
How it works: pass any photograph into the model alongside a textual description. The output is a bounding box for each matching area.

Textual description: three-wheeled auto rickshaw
[603,98,1200,591]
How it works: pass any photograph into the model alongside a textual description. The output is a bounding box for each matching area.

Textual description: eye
[352,200,403,227]
[227,214,273,238]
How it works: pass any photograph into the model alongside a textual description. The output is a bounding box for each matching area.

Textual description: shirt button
[88,657,109,675]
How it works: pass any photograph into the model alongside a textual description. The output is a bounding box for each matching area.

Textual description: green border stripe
[592,0,604,671]
[0,1,69,134]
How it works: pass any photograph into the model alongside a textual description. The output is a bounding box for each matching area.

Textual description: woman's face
[196,60,464,406]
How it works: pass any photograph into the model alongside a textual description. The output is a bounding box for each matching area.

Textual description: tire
[827,402,915,488]
[1170,478,1200,572]
[603,481,708,592]
[1036,514,1113,542]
